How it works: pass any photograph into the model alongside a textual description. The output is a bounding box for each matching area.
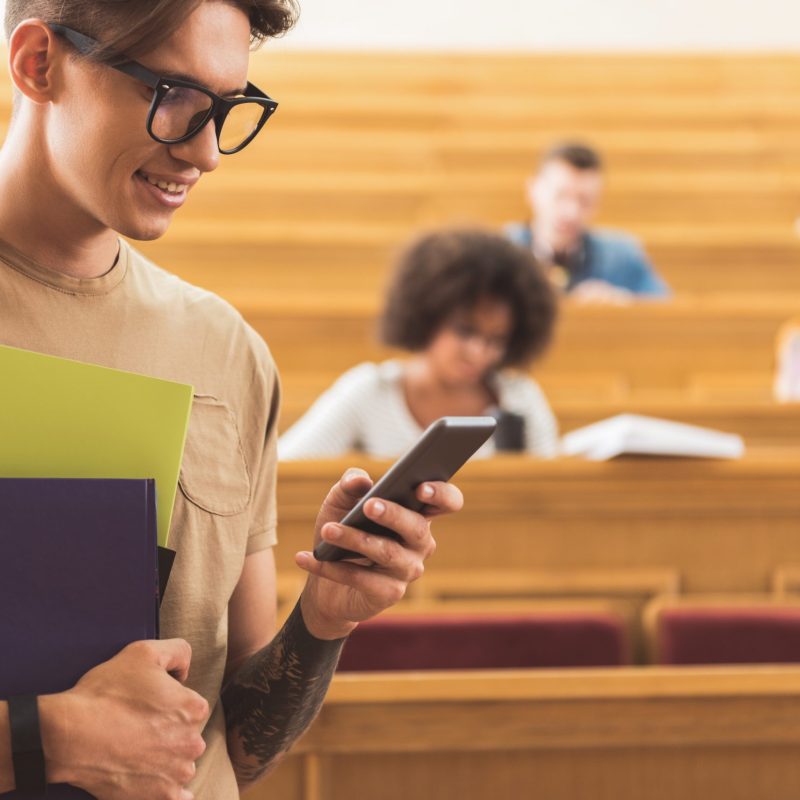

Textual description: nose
[560,197,582,224]
[463,335,495,363]
[167,119,221,175]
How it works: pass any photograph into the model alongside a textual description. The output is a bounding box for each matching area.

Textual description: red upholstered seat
[336,611,629,672]
[655,606,800,665]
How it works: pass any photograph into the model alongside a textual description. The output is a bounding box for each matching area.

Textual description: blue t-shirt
[505,223,670,298]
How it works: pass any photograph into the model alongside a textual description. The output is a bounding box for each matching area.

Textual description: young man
[0,2,462,798]
[506,141,670,302]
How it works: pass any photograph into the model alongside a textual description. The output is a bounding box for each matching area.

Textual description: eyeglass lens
[219,103,265,152]
[151,85,263,150]
[450,322,509,353]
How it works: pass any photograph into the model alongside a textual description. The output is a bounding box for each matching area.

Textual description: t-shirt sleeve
[278,363,375,460]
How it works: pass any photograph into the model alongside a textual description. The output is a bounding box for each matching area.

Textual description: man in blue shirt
[506,142,670,302]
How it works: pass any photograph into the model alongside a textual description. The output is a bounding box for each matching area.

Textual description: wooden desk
[556,400,800,444]
[246,665,800,800]
[276,449,800,593]
[277,369,800,441]
[134,221,800,299]
[228,295,794,397]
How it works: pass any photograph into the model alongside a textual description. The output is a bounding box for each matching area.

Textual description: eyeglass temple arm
[112,61,161,90]
[245,82,276,103]
[48,23,97,54]
[49,23,160,89]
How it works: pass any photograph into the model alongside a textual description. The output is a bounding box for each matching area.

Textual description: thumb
[321,468,374,517]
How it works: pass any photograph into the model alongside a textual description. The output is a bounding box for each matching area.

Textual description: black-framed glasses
[50,23,278,155]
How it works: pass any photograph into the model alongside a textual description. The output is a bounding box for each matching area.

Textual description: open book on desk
[0,478,159,800]
[561,413,746,461]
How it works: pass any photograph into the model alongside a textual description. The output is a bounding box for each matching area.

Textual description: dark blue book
[0,478,159,799]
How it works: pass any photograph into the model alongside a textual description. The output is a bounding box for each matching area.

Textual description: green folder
[0,344,193,547]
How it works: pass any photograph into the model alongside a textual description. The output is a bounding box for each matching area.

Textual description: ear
[8,19,62,105]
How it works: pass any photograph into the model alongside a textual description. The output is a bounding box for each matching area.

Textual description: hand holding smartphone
[313,416,496,562]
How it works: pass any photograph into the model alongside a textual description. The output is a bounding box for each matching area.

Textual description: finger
[414,481,464,518]
[182,689,211,726]
[295,552,408,607]
[177,761,197,787]
[321,468,374,517]
[151,638,193,682]
[363,497,434,552]
[319,520,429,580]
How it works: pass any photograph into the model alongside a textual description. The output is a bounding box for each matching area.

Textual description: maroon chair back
[337,611,629,671]
[656,606,800,665]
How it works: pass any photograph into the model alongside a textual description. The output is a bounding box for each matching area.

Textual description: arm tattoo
[222,600,347,786]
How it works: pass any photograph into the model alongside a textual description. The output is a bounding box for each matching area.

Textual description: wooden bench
[246,665,800,800]
[134,220,800,298]
[141,169,800,228]
[275,449,800,593]
[556,399,800,443]
[403,568,680,662]
[772,565,800,596]
[643,593,800,665]
[277,367,800,440]
[223,295,794,398]
[112,50,800,297]
[3,52,800,291]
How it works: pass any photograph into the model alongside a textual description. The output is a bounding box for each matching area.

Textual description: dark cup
[491,410,526,452]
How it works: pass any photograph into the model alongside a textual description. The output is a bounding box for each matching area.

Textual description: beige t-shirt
[0,238,280,798]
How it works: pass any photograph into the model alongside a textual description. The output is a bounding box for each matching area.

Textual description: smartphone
[313,416,496,562]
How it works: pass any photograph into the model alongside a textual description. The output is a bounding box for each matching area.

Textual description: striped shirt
[279,360,559,460]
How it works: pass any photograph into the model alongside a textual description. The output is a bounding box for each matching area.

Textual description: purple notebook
[0,478,159,799]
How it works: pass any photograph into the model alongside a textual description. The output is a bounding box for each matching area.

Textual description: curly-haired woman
[280,228,560,459]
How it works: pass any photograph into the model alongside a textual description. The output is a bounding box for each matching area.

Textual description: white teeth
[141,173,187,194]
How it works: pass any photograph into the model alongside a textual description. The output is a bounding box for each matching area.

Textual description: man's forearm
[222,599,347,787]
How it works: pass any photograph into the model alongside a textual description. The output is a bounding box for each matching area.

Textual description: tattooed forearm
[222,599,347,787]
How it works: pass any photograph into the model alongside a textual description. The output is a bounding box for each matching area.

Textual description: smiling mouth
[137,171,189,195]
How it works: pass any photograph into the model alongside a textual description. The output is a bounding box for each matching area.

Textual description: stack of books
[0,345,193,799]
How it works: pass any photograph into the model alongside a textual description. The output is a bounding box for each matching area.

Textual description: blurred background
[3,2,800,798]
[275,0,800,50]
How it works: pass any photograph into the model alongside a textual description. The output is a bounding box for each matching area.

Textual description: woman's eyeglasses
[449,321,509,355]
[50,24,278,155]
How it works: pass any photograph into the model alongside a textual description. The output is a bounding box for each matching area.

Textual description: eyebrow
[157,70,248,97]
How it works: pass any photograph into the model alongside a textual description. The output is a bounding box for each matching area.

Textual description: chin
[114,215,174,242]
[555,227,581,244]
[448,370,482,387]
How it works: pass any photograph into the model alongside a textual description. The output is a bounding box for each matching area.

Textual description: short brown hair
[541,141,603,172]
[380,229,558,369]
[4,0,299,61]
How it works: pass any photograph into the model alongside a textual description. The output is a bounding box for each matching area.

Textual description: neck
[532,221,581,257]
[406,355,481,395]
[0,120,119,278]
